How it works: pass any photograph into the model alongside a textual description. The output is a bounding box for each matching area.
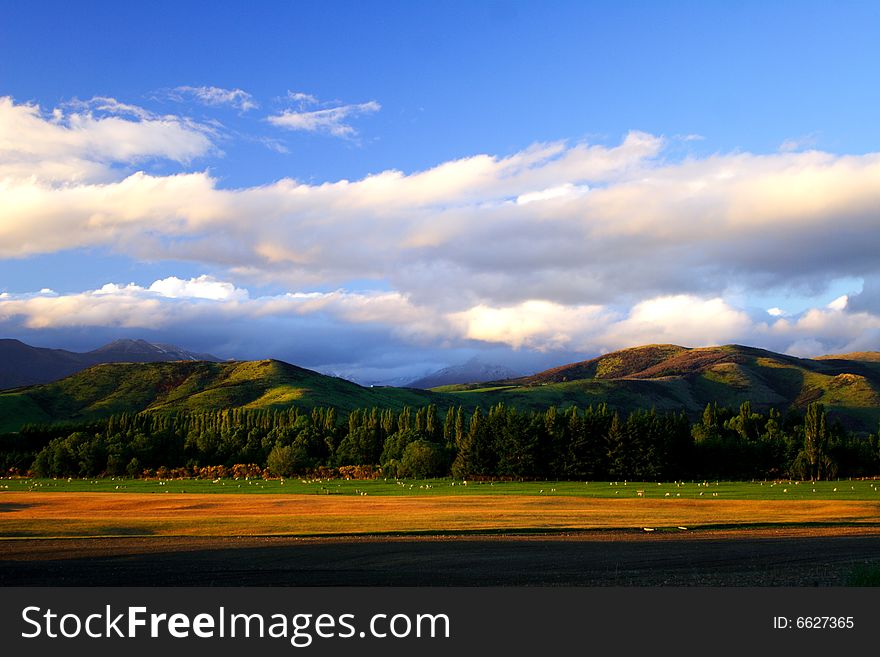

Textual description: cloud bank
[1,95,879,373]
[2,277,879,363]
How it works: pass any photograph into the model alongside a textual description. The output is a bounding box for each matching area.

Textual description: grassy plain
[3,477,880,499]
[2,478,880,539]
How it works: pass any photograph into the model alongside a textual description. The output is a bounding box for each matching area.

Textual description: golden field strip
[2,492,880,538]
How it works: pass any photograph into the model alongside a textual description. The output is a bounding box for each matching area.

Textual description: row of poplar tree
[2,401,878,480]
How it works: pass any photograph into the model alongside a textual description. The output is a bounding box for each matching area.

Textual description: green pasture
[3,477,880,500]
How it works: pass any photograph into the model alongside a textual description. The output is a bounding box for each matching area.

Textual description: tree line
[1,401,878,481]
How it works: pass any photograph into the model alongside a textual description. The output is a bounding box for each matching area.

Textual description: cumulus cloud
[2,280,879,363]
[169,86,258,112]
[452,301,608,350]
[453,296,767,354]
[597,296,754,350]
[0,96,215,183]
[147,275,248,301]
[766,304,880,354]
[3,92,880,358]
[4,122,878,318]
[0,127,666,270]
[268,92,380,137]
[0,278,445,339]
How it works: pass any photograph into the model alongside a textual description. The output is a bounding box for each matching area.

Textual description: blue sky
[1,1,880,382]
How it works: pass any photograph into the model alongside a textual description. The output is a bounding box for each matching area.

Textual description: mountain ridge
[1,342,879,433]
[0,338,222,390]
[406,357,520,389]
[434,343,880,432]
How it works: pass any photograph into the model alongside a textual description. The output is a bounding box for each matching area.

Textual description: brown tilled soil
[3,528,880,586]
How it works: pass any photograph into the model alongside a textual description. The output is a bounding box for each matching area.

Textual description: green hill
[437,344,880,432]
[2,344,880,433]
[0,360,436,432]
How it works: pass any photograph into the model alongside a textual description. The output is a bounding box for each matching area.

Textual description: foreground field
[3,531,880,586]
[4,480,880,586]
[2,491,880,538]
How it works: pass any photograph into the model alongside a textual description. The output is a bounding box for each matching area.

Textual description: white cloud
[0,287,168,329]
[0,127,664,266]
[268,93,380,137]
[3,121,880,322]
[0,278,440,337]
[170,86,258,112]
[515,183,589,205]
[65,96,156,121]
[785,339,826,358]
[597,296,753,349]
[147,275,248,301]
[452,301,607,350]
[765,304,880,356]
[0,96,215,183]
[286,91,319,105]
[450,295,880,356]
[827,294,848,311]
[3,121,879,317]
[3,281,879,361]
[3,96,880,356]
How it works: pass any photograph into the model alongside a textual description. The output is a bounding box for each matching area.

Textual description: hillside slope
[437,345,880,432]
[0,360,436,432]
[2,344,879,433]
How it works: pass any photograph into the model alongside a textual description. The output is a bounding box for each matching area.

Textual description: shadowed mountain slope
[406,358,520,389]
[0,338,221,390]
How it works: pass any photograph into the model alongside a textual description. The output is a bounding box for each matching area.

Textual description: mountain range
[405,358,520,389]
[1,342,879,434]
[0,338,220,390]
